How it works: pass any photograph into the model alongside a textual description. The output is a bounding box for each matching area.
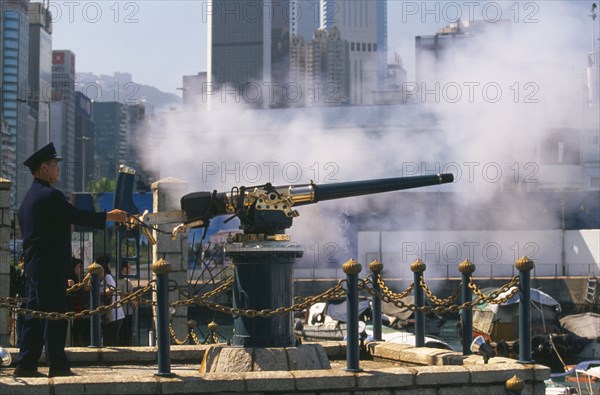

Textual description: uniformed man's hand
[107,209,128,223]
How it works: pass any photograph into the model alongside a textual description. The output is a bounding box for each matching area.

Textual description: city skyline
[46,1,598,98]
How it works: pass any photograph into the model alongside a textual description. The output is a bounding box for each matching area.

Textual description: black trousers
[16,276,69,371]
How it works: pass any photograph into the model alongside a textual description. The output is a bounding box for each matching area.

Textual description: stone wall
[151,177,189,343]
[0,178,12,345]
[0,343,549,394]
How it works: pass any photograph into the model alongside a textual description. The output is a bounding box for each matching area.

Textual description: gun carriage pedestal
[144,174,454,372]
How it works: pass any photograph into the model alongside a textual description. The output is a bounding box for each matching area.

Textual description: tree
[87,177,116,193]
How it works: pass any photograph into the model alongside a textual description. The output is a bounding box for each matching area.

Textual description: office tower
[92,102,145,181]
[28,1,52,151]
[74,92,94,192]
[1,0,30,206]
[92,102,125,180]
[321,0,387,105]
[207,0,318,108]
[305,27,349,106]
[415,20,511,85]
[51,50,76,193]
[124,102,147,186]
[181,72,207,110]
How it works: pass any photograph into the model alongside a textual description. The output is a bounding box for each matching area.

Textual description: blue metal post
[343,259,363,372]
[411,259,426,347]
[153,259,175,377]
[458,260,475,355]
[369,260,383,341]
[227,240,303,347]
[88,262,102,348]
[516,257,535,364]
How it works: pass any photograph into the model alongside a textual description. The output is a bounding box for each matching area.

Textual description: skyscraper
[92,101,146,182]
[28,2,52,151]
[74,92,94,192]
[304,27,349,106]
[207,0,319,108]
[1,0,31,206]
[92,102,124,180]
[51,50,76,193]
[320,0,387,105]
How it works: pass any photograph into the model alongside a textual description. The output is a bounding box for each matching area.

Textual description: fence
[1,255,536,380]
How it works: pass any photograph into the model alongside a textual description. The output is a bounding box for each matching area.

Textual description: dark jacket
[18,178,107,278]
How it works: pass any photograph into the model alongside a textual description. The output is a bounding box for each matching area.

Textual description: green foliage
[87,177,116,193]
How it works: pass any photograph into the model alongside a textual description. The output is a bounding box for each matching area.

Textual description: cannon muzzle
[294,173,454,205]
[180,173,453,234]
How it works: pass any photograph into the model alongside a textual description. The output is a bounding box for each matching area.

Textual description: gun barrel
[180,173,454,228]
[291,173,453,206]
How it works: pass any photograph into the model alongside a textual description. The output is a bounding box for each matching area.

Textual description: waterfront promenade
[0,342,549,395]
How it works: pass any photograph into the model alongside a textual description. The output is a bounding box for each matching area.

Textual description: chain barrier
[0,296,27,307]
[468,276,521,304]
[66,273,91,294]
[0,272,520,326]
[170,280,347,318]
[0,281,155,321]
[419,277,462,307]
[169,322,191,345]
[376,276,415,300]
[361,277,520,315]
[168,322,220,345]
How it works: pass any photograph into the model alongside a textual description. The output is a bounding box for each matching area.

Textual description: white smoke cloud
[143,0,598,273]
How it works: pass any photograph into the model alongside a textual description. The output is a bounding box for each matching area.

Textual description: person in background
[117,262,137,346]
[13,142,127,378]
[68,257,90,346]
[96,255,125,346]
[9,254,26,347]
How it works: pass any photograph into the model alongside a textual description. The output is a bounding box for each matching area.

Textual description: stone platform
[0,342,550,395]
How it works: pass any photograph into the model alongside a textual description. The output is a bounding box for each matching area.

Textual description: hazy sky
[48,1,596,95]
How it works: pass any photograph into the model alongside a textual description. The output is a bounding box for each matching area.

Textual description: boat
[380,296,447,336]
[472,286,562,345]
[294,300,453,350]
[559,313,600,361]
[548,360,600,395]
[528,313,600,372]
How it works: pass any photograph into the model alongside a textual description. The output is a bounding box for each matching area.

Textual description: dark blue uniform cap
[23,142,63,171]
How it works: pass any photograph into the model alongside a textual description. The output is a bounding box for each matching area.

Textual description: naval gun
[139,172,454,348]
[143,173,454,236]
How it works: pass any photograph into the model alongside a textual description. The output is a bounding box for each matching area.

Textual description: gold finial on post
[368,259,383,273]
[410,259,426,273]
[515,256,534,272]
[152,258,172,275]
[505,375,526,393]
[342,259,362,275]
[208,321,218,332]
[458,259,475,274]
[87,261,103,276]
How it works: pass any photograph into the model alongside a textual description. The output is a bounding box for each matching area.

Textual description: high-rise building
[415,20,511,85]
[28,2,52,151]
[124,102,148,187]
[181,72,207,110]
[92,102,124,180]
[74,92,94,192]
[92,101,146,182]
[1,0,31,206]
[321,0,387,105]
[51,50,76,193]
[208,0,318,108]
[305,27,349,106]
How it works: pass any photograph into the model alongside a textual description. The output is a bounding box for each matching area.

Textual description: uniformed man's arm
[107,209,127,222]
[48,190,127,228]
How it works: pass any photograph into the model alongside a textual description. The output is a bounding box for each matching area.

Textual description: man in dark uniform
[13,142,127,378]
